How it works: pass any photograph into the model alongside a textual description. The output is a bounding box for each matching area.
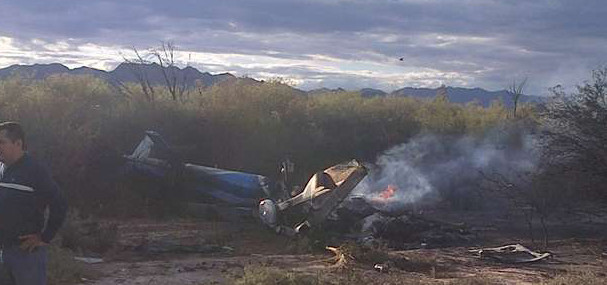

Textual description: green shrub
[0,75,533,217]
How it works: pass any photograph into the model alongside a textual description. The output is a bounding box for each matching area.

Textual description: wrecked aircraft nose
[261,160,368,235]
[259,199,278,228]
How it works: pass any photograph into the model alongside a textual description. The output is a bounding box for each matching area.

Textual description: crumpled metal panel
[124,131,271,207]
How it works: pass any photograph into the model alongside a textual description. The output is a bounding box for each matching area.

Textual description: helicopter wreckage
[124,131,475,248]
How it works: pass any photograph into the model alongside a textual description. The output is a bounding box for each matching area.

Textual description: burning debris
[320,131,539,249]
[358,212,474,249]
[326,181,475,249]
[327,201,476,250]
[379,184,397,200]
[352,132,537,213]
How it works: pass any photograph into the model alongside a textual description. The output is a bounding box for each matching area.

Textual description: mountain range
[0,62,236,88]
[0,63,539,106]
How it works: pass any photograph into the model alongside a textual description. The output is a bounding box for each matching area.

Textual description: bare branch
[508,77,527,118]
[122,46,156,102]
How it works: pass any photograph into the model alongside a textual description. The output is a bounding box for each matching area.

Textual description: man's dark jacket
[0,153,67,246]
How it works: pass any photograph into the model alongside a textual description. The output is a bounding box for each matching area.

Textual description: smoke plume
[352,128,538,212]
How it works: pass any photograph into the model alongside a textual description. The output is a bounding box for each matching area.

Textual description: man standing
[0,122,67,285]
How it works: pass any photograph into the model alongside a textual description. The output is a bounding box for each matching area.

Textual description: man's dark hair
[0,121,26,149]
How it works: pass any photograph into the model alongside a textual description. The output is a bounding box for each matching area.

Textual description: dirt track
[77,213,607,284]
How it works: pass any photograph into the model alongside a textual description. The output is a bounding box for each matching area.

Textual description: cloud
[0,0,605,94]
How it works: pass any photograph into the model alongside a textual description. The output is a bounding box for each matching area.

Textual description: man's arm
[38,166,68,243]
[21,164,68,251]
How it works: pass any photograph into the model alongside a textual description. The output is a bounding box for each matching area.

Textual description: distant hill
[0,63,541,106]
[391,86,540,107]
[359,88,388,97]
[0,63,237,88]
[307,88,388,97]
[307,87,347,95]
[110,62,236,88]
[0,63,70,79]
[306,86,538,107]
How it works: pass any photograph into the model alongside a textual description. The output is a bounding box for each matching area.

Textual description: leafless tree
[121,42,189,102]
[480,170,536,244]
[509,78,527,118]
[434,84,449,102]
[122,47,157,102]
[480,168,567,249]
[150,42,188,102]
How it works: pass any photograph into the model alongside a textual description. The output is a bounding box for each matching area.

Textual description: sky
[0,0,605,95]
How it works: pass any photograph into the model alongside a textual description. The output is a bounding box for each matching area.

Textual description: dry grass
[446,276,501,285]
[234,266,324,285]
[333,242,444,275]
[335,242,390,266]
[47,245,98,285]
[59,211,118,254]
[393,254,440,274]
[542,270,607,285]
[233,265,439,285]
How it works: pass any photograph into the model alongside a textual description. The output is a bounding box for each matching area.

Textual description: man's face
[0,130,23,165]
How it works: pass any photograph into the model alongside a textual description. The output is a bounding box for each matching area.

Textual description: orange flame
[379,184,397,199]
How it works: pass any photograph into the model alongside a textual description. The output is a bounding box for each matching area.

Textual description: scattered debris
[74,257,104,264]
[326,246,353,268]
[333,209,475,249]
[471,244,551,263]
[374,263,390,273]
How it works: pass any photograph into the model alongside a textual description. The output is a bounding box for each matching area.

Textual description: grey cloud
[4,0,602,41]
[0,0,605,94]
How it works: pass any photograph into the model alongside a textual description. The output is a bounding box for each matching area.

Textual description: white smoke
[352,128,538,212]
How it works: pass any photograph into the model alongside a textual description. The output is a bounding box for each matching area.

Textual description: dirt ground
[76,209,607,285]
